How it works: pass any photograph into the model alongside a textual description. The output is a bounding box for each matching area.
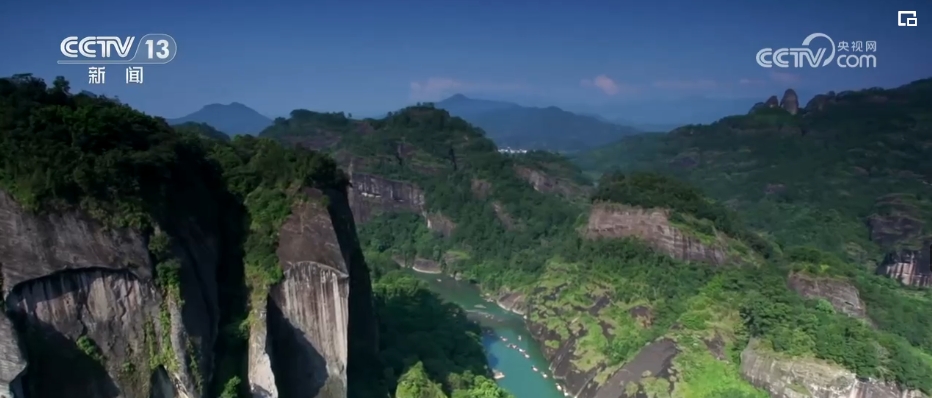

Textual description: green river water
[407,270,567,398]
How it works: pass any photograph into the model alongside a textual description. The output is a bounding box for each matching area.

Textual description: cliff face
[583,203,729,265]
[347,173,425,225]
[346,172,454,238]
[740,340,926,398]
[514,165,585,199]
[876,249,932,288]
[247,187,379,398]
[786,273,868,319]
[0,190,218,398]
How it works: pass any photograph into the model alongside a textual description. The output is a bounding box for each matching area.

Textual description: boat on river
[493,370,505,380]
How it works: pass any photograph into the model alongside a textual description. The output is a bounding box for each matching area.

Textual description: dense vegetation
[9,72,932,398]
[0,75,508,398]
[574,79,932,259]
[365,257,512,398]
[260,85,932,396]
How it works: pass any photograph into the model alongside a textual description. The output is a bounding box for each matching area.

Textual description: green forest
[4,72,932,398]
[0,75,511,398]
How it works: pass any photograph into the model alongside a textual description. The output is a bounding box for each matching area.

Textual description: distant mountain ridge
[167,102,272,136]
[434,94,641,152]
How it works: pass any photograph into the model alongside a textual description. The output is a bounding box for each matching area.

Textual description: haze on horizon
[1,0,928,125]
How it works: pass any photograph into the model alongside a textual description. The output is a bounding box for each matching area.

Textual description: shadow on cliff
[6,309,121,398]
[266,293,329,398]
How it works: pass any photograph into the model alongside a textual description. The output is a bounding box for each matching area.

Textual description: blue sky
[1,0,929,120]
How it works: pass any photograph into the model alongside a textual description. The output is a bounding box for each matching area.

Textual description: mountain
[7,73,932,398]
[0,75,506,398]
[260,95,932,398]
[167,102,273,136]
[434,94,640,152]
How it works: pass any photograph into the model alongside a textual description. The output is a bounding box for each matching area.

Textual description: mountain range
[166,102,273,136]
[434,94,642,152]
[3,73,932,398]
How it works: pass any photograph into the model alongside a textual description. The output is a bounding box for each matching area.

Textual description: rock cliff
[247,187,379,398]
[346,173,425,224]
[0,178,377,398]
[740,340,926,398]
[786,273,868,319]
[346,172,454,237]
[0,190,217,398]
[877,250,932,288]
[514,165,585,199]
[582,203,729,265]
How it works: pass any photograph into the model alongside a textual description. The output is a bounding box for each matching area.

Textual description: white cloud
[580,74,631,96]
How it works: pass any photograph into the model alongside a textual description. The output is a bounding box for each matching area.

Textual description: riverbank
[406,271,567,398]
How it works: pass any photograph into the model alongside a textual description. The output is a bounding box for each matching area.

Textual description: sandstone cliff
[740,340,926,398]
[876,250,932,288]
[247,187,379,398]
[582,203,729,265]
[0,190,218,398]
[346,172,454,236]
[786,273,868,320]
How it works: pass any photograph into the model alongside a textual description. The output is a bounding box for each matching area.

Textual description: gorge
[2,73,932,398]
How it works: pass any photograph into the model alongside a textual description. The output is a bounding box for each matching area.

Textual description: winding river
[407,270,566,398]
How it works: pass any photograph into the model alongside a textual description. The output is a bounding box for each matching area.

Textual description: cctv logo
[898,11,917,27]
[60,36,136,58]
[757,33,837,68]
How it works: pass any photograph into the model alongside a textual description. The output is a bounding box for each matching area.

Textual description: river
[407,270,567,398]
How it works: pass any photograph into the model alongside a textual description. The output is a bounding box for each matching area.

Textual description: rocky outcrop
[493,290,526,315]
[425,212,456,237]
[805,91,837,112]
[491,202,517,230]
[250,188,351,398]
[589,339,679,398]
[347,172,425,224]
[0,189,217,398]
[877,250,932,288]
[0,313,25,398]
[787,273,868,319]
[514,165,583,199]
[780,89,799,115]
[583,203,729,265]
[470,178,492,199]
[346,172,456,238]
[740,340,926,398]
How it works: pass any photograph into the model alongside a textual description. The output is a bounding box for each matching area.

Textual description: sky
[0,0,929,121]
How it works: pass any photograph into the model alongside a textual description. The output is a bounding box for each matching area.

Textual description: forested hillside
[575,80,932,263]
[261,94,932,397]
[0,74,509,398]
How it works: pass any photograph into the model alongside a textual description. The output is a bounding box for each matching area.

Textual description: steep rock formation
[786,273,868,319]
[877,250,932,288]
[346,173,425,224]
[780,89,799,115]
[247,187,379,398]
[0,313,25,398]
[424,212,456,237]
[868,194,931,287]
[0,190,217,398]
[740,340,925,398]
[582,203,729,265]
[514,165,583,199]
[346,172,454,237]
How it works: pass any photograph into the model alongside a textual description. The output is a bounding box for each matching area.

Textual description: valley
[0,72,931,398]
